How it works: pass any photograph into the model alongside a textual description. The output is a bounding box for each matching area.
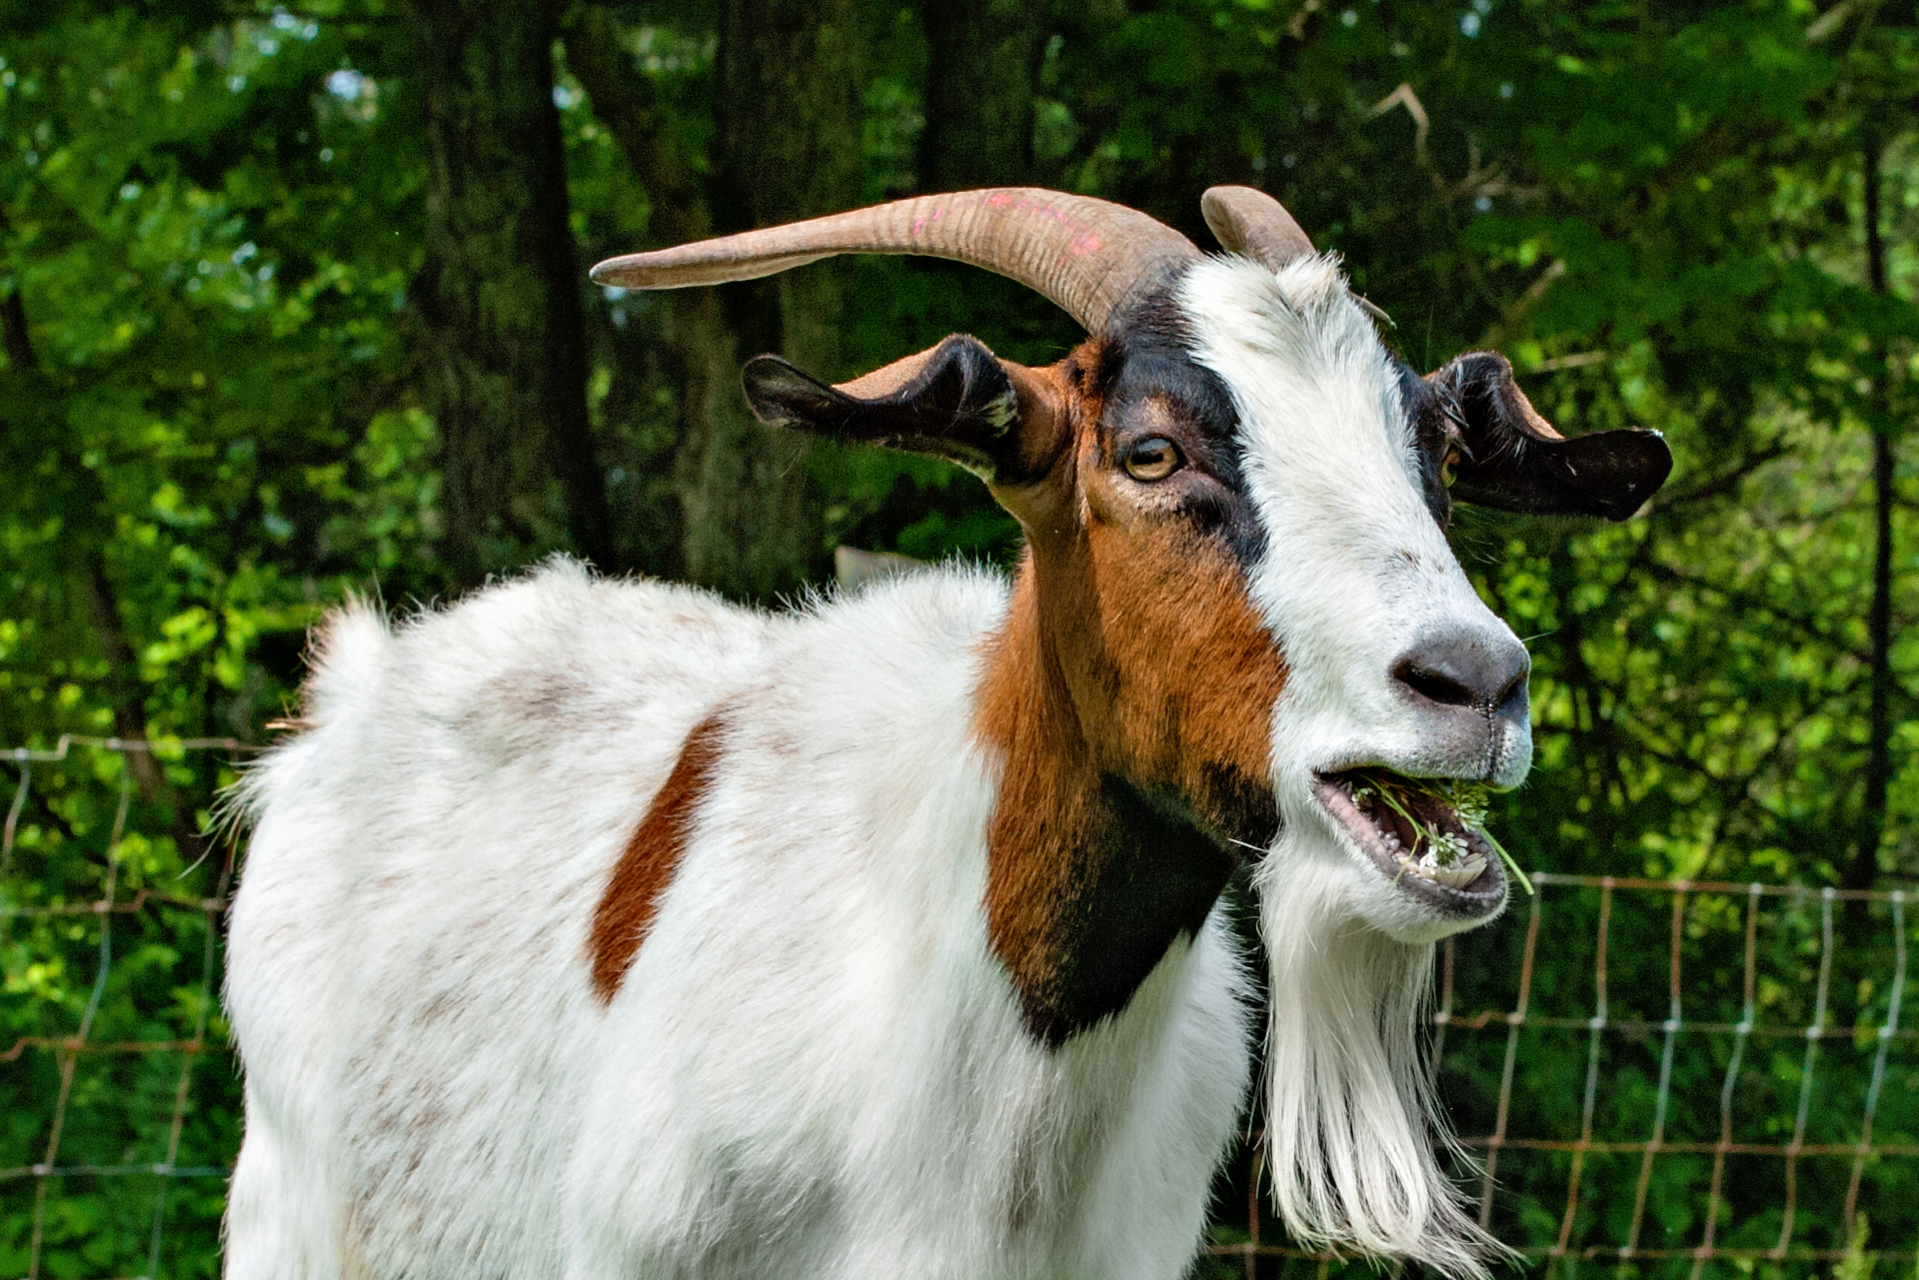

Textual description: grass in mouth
[1350,773,1535,897]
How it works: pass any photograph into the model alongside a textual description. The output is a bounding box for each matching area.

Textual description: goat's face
[1181,254,1532,943]
[745,251,1667,945]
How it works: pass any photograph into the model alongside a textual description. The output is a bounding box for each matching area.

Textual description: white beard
[1253,830,1512,1279]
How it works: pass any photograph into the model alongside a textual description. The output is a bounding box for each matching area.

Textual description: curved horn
[1203,185,1391,324]
[1200,185,1315,272]
[589,189,1201,335]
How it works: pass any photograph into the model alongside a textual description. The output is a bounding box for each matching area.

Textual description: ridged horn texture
[1200,185,1315,272]
[589,189,1202,335]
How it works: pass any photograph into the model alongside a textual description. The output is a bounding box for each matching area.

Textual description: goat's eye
[1122,437,1182,482]
[1439,445,1462,488]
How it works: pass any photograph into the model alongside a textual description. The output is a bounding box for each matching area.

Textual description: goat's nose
[1391,628,1530,718]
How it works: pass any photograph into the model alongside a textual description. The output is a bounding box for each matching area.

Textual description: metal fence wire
[1205,876,1919,1279]
[2,740,1915,1279]
[0,738,242,1280]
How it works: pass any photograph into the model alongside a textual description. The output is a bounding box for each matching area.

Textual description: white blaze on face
[1177,255,1526,1278]
[1179,254,1531,880]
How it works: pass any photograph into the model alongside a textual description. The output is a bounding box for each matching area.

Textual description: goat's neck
[972,545,1269,1046]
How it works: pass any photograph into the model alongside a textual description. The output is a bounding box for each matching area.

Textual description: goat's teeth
[1392,849,1487,888]
[1427,855,1488,888]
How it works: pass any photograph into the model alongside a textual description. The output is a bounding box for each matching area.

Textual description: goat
[223,186,1671,1279]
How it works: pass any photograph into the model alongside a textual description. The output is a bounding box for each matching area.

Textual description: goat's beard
[1252,829,1510,1280]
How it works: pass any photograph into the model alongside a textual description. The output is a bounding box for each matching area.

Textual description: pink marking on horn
[994,194,1098,249]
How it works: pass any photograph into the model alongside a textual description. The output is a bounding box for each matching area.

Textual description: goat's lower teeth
[1395,851,1487,888]
[1427,854,1487,888]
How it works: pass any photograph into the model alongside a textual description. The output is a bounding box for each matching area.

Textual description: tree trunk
[406,0,614,589]
[919,0,1044,190]
[558,4,706,248]
[664,0,862,600]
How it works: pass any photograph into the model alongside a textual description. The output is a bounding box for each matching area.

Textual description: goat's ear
[742,334,1064,485]
[1429,351,1673,521]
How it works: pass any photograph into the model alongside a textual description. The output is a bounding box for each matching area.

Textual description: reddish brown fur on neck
[589,713,725,1003]
[973,342,1286,1043]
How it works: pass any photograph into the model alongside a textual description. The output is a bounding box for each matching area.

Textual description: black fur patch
[1021,774,1249,1048]
[1407,351,1674,522]
[1396,359,1463,527]
[741,335,1019,480]
[1100,293,1268,567]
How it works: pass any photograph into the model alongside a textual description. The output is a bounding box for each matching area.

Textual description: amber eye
[1122,437,1183,482]
[1439,445,1462,488]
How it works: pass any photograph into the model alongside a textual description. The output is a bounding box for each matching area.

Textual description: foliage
[0,0,1914,1273]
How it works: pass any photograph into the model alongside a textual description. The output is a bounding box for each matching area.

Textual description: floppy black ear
[1428,352,1673,521]
[743,333,1050,484]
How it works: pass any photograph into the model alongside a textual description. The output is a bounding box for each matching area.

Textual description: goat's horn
[589,189,1201,335]
[1200,185,1315,271]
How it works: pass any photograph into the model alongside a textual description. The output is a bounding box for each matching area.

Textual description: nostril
[1392,631,1531,712]
[1393,662,1478,708]
[1495,669,1530,713]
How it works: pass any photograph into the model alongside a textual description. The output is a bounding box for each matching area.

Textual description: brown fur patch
[588,713,726,1003]
[974,340,1287,1042]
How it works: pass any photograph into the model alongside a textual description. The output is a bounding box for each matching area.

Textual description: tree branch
[1650,437,1792,510]
[1475,259,1564,351]
[1848,123,1896,895]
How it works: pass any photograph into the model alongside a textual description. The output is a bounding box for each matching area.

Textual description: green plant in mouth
[1351,775,1535,897]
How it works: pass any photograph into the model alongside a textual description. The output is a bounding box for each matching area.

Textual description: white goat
[223,187,1670,1279]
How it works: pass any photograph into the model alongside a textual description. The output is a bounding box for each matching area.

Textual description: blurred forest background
[0,0,1916,1275]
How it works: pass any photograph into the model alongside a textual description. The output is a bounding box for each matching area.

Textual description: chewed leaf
[1348,771,1533,895]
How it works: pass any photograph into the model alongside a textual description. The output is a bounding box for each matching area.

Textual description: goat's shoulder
[736,561,1011,749]
[784,560,1009,677]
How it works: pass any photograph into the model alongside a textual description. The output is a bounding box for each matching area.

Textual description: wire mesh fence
[1205,875,1919,1278]
[2,739,1915,1277]
[0,738,244,1279]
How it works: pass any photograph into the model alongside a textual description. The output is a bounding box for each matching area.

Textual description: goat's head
[594,187,1669,941]
[593,188,1670,1274]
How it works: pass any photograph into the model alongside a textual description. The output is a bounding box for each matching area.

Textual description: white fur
[1183,255,1527,1273]
[225,561,1250,1279]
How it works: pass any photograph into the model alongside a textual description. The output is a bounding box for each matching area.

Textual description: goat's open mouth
[1313,769,1506,909]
